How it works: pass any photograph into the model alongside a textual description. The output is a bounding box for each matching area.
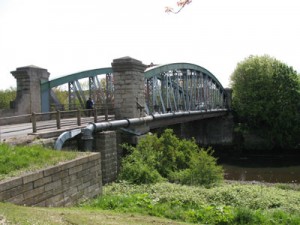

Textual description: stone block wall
[0,153,102,207]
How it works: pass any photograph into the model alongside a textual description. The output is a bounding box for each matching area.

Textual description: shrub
[118,129,224,187]
[118,143,164,184]
[170,148,223,187]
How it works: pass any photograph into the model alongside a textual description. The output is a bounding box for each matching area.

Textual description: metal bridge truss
[41,63,226,114]
[144,64,226,114]
[67,74,114,110]
[41,68,113,112]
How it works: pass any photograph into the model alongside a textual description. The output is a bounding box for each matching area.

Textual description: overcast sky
[0,0,299,90]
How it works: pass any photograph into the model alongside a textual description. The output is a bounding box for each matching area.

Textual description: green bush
[118,144,164,184]
[170,148,224,187]
[118,129,224,187]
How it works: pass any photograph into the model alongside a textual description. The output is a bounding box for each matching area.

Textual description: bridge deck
[0,115,115,142]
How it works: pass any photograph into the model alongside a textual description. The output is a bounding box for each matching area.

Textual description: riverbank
[1,181,299,225]
[81,181,300,224]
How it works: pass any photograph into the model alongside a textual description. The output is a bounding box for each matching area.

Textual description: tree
[230,55,300,150]
[0,87,16,109]
[165,0,192,14]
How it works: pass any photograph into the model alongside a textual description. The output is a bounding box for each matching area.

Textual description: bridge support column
[111,57,149,144]
[11,65,50,114]
[94,131,118,184]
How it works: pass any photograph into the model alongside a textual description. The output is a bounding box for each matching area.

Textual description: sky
[0,0,299,90]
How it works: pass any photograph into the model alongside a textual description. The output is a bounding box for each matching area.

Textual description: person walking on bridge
[86,97,94,117]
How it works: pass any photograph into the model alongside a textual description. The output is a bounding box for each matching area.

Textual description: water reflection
[218,154,300,183]
[222,164,300,183]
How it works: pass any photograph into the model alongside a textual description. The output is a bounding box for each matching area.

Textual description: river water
[217,154,300,183]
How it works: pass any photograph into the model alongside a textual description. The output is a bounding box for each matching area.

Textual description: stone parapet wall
[0,153,102,207]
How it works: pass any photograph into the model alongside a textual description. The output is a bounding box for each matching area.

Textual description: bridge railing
[0,106,115,133]
[31,106,115,133]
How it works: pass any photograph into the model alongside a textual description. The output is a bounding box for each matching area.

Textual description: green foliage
[119,129,223,187]
[0,143,78,180]
[170,148,224,187]
[84,182,300,225]
[230,55,300,149]
[118,144,164,184]
[0,87,16,109]
[52,87,69,105]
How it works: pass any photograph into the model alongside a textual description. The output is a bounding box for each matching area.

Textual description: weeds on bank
[82,182,300,225]
[0,143,78,180]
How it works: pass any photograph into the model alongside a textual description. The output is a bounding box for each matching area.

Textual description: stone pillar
[11,65,50,114]
[94,131,118,184]
[111,57,150,144]
[111,56,147,119]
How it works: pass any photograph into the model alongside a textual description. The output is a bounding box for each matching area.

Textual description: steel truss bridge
[41,63,228,114]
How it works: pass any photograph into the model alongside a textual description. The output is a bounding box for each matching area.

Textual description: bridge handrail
[32,107,115,133]
[0,106,115,133]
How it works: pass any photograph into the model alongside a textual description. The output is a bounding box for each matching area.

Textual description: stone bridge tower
[111,56,149,138]
[11,65,50,114]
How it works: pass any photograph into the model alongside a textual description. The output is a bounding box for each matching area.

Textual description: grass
[81,181,300,224]
[0,202,191,225]
[0,143,82,181]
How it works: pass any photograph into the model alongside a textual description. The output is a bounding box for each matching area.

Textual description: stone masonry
[95,131,118,184]
[111,57,147,120]
[111,57,150,145]
[0,153,102,207]
[11,65,50,114]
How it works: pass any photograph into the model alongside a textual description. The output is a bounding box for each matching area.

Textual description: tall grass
[0,143,79,180]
